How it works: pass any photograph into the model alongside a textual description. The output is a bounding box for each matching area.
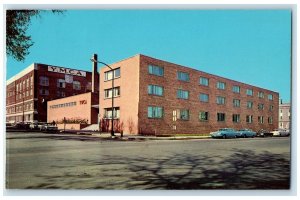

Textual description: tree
[6,10,64,62]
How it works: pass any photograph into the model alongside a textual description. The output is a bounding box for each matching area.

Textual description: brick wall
[138,55,279,135]
[99,55,140,134]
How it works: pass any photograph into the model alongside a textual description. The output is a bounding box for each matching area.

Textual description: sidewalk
[87,132,211,140]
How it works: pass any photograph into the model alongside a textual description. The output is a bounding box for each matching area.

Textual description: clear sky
[6,10,291,102]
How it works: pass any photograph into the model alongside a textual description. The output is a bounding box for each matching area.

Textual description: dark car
[256,129,273,137]
[14,122,30,130]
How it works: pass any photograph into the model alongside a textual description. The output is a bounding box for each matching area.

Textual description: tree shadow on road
[125,149,290,189]
[23,149,290,189]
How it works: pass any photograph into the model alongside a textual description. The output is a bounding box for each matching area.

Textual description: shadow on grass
[24,149,290,189]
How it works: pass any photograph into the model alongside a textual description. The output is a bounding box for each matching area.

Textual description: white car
[271,129,290,137]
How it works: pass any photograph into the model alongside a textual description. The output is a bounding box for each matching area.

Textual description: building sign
[80,100,87,105]
[50,101,77,109]
[48,66,86,77]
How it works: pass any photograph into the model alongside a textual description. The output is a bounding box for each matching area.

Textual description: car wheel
[223,135,226,139]
[243,134,246,138]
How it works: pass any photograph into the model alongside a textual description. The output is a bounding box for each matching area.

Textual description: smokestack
[92,54,99,93]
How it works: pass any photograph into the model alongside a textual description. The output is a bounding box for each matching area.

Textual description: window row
[16,76,34,92]
[6,102,34,113]
[147,106,273,124]
[104,68,121,81]
[104,87,121,98]
[147,86,274,111]
[15,89,34,100]
[39,76,81,90]
[103,107,120,119]
[148,65,274,100]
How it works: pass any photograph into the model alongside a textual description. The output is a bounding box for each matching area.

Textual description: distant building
[6,62,98,123]
[99,54,279,135]
[279,102,290,129]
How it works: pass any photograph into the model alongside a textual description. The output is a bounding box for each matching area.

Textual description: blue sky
[6,10,291,102]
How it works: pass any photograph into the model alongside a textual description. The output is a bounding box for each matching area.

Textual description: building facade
[47,92,99,128]
[279,102,290,129]
[6,63,97,123]
[99,54,279,135]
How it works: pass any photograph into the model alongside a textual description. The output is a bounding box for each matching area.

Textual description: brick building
[6,62,98,123]
[279,102,290,129]
[99,54,279,135]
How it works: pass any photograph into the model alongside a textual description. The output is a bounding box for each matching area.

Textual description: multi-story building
[6,62,98,123]
[279,102,290,129]
[99,54,279,135]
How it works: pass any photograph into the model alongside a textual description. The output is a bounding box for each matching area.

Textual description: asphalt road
[6,132,290,189]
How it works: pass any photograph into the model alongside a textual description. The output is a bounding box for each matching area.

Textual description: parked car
[256,129,273,137]
[40,123,58,132]
[272,129,290,137]
[237,129,256,138]
[14,122,31,130]
[210,128,239,139]
[30,122,45,130]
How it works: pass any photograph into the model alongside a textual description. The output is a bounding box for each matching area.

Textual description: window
[258,116,264,124]
[73,81,81,90]
[177,71,190,82]
[148,65,164,76]
[258,103,264,110]
[26,91,29,97]
[105,68,121,81]
[199,111,209,121]
[57,91,65,98]
[247,101,253,109]
[217,113,226,122]
[148,85,163,96]
[104,107,120,119]
[246,89,253,96]
[114,68,120,78]
[258,91,264,98]
[39,76,49,86]
[26,79,29,88]
[104,87,120,98]
[217,81,226,90]
[57,79,66,88]
[232,85,240,93]
[148,106,163,119]
[216,96,225,105]
[268,94,273,100]
[30,89,33,96]
[246,115,253,123]
[233,99,240,107]
[199,77,209,86]
[177,89,189,100]
[178,109,189,120]
[268,117,273,124]
[39,89,49,95]
[269,105,274,112]
[31,76,33,86]
[232,114,240,123]
[199,93,209,102]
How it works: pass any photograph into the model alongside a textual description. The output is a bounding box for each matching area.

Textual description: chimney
[92,54,99,93]
[280,99,283,104]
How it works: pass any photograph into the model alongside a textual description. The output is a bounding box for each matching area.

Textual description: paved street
[6,132,290,189]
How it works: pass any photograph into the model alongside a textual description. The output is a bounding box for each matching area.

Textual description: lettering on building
[50,101,77,109]
[48,66,86,77]
[80,100,87,105]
